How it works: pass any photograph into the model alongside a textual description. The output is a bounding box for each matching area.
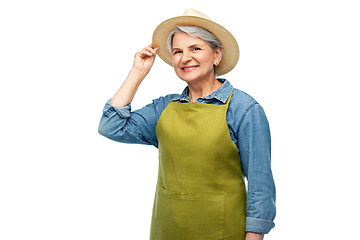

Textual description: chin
[178,73,216,85]
[176,71,207,83]
[179,74,198,81]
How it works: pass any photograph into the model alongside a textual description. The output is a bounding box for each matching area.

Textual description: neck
[187,76,222,102]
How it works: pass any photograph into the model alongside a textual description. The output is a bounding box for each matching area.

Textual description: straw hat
[152,8,239,76]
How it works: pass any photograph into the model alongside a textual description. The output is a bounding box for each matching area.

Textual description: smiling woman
[170,31,223,100]
[98,8,276,240]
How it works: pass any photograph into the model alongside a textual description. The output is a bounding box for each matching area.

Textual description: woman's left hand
[245,232,264,240]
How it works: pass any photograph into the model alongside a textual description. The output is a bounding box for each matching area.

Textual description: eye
[173,50,182,55]
[193,47,201,51]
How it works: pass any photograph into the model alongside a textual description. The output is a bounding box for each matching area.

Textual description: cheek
[172,57,182,71]
[172,58,181,74]
[172,56,178,67]
[198,53,214,66]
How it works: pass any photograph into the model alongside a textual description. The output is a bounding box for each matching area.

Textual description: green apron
[151,92,247,240]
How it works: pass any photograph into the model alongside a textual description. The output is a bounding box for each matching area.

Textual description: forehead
[172,31,208,48]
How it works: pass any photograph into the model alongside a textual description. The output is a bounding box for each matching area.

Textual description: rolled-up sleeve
[238,103,276,234]
[98,99,159,146]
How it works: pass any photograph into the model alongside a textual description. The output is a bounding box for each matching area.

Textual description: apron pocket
[155,188,224,240]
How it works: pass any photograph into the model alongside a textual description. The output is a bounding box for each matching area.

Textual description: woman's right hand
[110,44,159,108]
[132,44,159,77]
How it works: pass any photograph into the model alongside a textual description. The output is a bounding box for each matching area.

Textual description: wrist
[129,67,148,81]
[245,232,264,240]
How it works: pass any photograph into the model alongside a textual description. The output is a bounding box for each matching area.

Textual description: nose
[181,50,192,63]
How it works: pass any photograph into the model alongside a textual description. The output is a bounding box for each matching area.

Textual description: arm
[111,44,159,108]
[238,104,276,234]
[98,44,160,145]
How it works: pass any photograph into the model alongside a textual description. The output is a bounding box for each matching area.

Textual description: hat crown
[152,9,239,76]
[182,8,211,21]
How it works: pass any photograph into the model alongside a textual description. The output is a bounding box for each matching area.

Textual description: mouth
[181,66,198,72]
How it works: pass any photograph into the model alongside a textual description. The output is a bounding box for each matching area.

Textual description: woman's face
[171,32,222,84]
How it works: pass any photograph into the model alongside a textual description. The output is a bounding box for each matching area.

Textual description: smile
[181,66,198,72]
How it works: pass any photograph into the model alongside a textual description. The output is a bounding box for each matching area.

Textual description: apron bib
[151,92,247,240]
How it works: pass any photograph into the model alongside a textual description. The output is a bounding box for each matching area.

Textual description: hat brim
[152,16,239,76]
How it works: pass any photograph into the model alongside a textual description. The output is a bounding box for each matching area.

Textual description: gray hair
[166,26,224,55]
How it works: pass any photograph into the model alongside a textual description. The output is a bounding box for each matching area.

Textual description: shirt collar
[176,78,233,103]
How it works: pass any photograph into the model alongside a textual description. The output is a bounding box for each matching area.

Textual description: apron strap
[224,89,234,107]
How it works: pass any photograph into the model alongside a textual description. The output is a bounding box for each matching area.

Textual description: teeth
[183,66,197,70]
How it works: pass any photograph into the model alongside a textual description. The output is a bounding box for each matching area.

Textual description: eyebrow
[172,44,204,51]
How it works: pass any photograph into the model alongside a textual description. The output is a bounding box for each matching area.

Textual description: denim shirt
[98,79,276,234]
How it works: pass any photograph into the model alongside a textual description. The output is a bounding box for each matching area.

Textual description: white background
[1,0,359,239]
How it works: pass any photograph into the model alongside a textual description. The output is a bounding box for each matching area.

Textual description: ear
[214,47,223,66]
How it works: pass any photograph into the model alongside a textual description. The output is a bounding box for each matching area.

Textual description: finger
[148,44,160,53]
[137,49,155,59]
[144,46,157,55]
[148,43,156,49]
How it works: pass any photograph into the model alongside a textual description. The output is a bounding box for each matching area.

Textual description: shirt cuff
[103,99,131,118]
[246,217,275,234]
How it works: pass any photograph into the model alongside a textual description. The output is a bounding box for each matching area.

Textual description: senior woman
[98,9,276,240]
